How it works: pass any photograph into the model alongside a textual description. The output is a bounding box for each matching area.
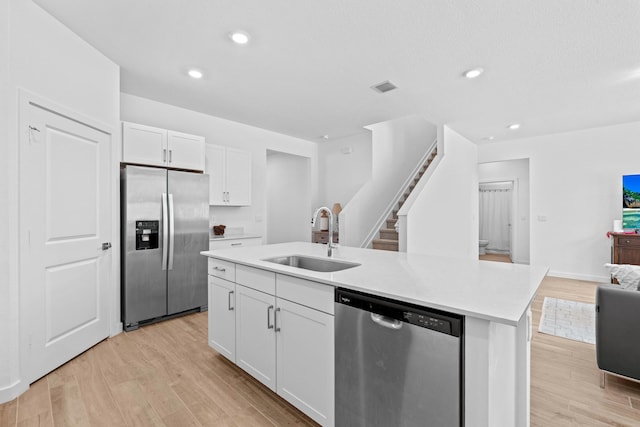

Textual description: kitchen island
[201,242,548,427]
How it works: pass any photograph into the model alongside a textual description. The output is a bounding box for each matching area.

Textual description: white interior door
[20,96,111,383]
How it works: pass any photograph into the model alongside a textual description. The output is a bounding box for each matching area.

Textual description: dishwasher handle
[371,313,403,330]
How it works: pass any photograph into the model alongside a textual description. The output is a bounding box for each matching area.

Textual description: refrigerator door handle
[161,193,168,270]
[168,193,175,270]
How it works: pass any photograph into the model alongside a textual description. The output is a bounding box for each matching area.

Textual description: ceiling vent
[371,80,398,94]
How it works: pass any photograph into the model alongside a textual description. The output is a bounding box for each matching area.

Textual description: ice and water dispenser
[135,220,159,250]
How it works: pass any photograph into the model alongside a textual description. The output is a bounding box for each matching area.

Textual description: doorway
[479,181,513,260]
[266,151,311,244]
[478,158,530,264]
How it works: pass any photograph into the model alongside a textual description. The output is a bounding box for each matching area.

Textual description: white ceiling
[34,0,640,144]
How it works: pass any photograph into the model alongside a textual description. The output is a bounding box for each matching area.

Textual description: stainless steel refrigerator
[121,165,208,331]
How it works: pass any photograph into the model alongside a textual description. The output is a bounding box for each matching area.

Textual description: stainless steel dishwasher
[335,288,464,427]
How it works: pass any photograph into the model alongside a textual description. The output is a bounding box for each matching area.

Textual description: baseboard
[0,379,28,404]
[110,321,123,337]
[547,270,609,284]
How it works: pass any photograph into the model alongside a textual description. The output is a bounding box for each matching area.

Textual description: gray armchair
[596,283,640,387]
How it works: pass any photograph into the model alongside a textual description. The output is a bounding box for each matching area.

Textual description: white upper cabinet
[122,122,166,167]
[206,144,226,205]
[122,122,205,172]
[205,144,251,206]
[167,130,205,171]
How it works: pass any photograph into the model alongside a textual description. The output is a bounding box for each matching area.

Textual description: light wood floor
[530,276,640,426]
[2,276,640,426]
[479,253,512,263]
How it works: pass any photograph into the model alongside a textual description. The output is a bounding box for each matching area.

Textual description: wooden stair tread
[372,147,436,252]
[379,228,398,240]
[372,238,399,252]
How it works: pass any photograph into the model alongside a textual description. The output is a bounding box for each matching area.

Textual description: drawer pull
[231,242,242,246]
[213,266,226,272]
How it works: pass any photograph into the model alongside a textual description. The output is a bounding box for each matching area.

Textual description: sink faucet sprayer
[311,206,337,257]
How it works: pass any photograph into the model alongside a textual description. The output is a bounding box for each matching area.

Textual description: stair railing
[396,138,442,251]
[362,137,439,248]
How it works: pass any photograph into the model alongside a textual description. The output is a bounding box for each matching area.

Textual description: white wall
[317,131,372,209]
[120,93,319,239]
[0,0,12,403]
[407,126,478,258]
[479,121,640,282]
[341,115,436,247]
[478,159,530,264]
[1,0,119,403]
[266,151,312,243]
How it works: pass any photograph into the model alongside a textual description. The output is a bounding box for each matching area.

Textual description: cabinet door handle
[228,290,234,311]
[275,307,281,332]
[163,149,167,162]
[267,305,274,329]
[213,266,226,272]
[169,149,173,163]
[231,242,242,247]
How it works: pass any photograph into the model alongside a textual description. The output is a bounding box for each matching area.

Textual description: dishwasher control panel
[335,287,462,337]
[404,312,452,334]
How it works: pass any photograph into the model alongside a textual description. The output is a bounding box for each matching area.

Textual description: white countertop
[201,242,548,326]
[209,233,262,241]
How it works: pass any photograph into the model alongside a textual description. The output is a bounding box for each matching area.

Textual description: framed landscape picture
[623,174,640,229]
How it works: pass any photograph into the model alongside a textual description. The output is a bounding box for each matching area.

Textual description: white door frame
[18,89,119,385]
[479,177,519,262]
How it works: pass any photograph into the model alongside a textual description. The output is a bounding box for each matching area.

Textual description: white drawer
[276,274,334,315]
[209,237,262,251]
[207,258,236,282]
[236,264,275,295]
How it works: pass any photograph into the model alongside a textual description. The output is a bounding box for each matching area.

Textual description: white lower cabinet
[207,276,236,362]
[207,262,334,426]
[276,298,334,427]
[235,284,277,391]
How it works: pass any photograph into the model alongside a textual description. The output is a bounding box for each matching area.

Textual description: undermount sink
[262,255,361,273]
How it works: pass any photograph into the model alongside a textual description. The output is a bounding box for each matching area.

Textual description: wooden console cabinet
[312,231,339,245]
[611,233,640,265]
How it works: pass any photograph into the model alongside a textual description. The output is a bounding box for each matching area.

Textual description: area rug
[538,297,596,344]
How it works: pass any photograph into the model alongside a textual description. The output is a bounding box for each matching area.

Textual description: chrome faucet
[311,206,336,257]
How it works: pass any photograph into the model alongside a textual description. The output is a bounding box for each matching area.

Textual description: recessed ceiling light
[188,69,203,79]
[230,31,250,45]
[322,135,330,140]
[483,136,495,141]
[508,123,521,130]
[463,68,484,79]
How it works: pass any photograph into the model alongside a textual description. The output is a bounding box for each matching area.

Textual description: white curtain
[479,182,512,253]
